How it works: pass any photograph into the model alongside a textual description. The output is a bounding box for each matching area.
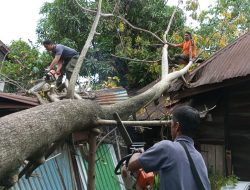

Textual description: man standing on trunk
[43,40,79,87]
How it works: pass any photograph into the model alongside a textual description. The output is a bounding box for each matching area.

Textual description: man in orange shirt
[167,31,196,65]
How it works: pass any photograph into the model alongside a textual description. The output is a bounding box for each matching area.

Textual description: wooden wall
[226,83,250,180]
[190,81,250,180]
[200,144,225,175]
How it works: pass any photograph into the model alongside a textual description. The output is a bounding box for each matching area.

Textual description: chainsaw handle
[114,154,132,175]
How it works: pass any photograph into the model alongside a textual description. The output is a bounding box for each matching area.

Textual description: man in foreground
[128,105,211,190]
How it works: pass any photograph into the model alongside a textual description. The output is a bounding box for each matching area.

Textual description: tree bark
[66,0,103,98]
[0,0,194,186]
[0,99,102,183]
[0,59,192,184]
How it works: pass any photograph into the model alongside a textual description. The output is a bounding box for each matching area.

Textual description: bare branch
[103,59,194,119]
[163,0,182,43]
[75,0,163,43]
[95,119,170,126]
[0,73,26,92]
[67,0,103,98]
[111,54,161,63]
[96,127,117,149]
[116,15,164,43]
[162,0,182,76]
[29,92,47,105]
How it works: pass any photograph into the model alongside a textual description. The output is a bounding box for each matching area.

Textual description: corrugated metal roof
[136,96,170,120]
[11,146,76,190]
[0,93,40,106]
[76,144,125,190]
[0,87,128,109]
[169,31,250,92]
[95,87,129,105]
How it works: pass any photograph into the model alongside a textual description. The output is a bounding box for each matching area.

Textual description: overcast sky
[0,0,215,47]
[0,0,51,46]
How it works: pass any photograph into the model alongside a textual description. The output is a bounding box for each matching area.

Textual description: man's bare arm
[166,42,179,47]
[127,153,143,172]
[48,55,61,70]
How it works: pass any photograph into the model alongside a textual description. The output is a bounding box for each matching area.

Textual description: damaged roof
[169,30,250,97]
[0,93,40,108]
[0,40,10,55]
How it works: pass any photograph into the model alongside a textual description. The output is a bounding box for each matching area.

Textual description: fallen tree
[0,0,192,188]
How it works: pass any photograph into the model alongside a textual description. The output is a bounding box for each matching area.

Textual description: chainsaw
[115,144,155,190]
[113,113,154,190]
[28,70,58,93]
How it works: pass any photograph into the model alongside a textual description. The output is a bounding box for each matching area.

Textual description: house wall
[190,81,250,180]
[200,144,225,175]
[190,90,226,176]
[226,83,250,180]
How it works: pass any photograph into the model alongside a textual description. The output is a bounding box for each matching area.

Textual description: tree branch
[75,0,163,43]
[162,0,182,77]
[103,59,193,119]
[67,0,103,98]
[0,73,26,92]
[96,127,117,149]
[163,0,182,43]
[95,119,170,126]
[111,54,161,63]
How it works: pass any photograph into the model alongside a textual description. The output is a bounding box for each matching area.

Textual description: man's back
[53,44,78,59]
[138,136,210,190]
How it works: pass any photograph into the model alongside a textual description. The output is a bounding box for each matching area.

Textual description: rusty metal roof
[0,93,40,107]
[0,87,128,110]
[169,30,250,94]
[94,87,129,105]
[135,96,171,120]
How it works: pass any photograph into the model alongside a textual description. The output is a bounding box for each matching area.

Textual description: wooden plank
[215,145,224,175]
[200,144,225,175]
[200,144,208,166]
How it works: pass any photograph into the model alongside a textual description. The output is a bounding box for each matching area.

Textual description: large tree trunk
[0,0,188,187]
[0,99,102,183]
[0,57,192,184]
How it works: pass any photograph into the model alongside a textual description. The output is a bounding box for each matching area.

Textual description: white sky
[0,0,215,47]
[0,0,51,46]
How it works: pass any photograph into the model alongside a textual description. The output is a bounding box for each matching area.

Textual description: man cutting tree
[43,40,79,88]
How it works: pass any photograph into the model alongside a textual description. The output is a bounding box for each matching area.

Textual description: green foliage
[189,0,250,58]
[1,40,48,92]
[209,173,238,190]
[101,76,120,88]
[37,0,186,89]
[37,0,93,50]
[153,173,160,190]
[112,0,185,88]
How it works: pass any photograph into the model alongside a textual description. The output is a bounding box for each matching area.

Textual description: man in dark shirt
[43,40,79,87]
[128,105,211,190]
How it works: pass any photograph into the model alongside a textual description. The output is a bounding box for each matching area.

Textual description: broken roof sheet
[0,93,40,107]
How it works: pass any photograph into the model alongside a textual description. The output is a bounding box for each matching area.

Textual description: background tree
[0,40,50,92]
[184,0,250,59]
[1,0,250,188]
[37,0,186,89]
